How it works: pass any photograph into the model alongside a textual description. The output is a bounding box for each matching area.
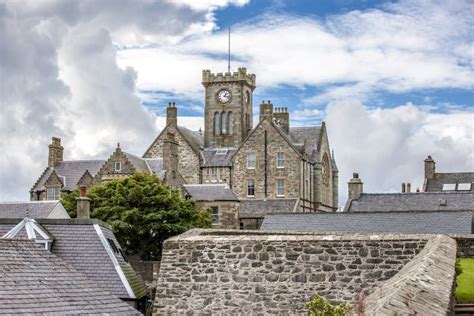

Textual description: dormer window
[46,187,60,200]
[114,161,122,172]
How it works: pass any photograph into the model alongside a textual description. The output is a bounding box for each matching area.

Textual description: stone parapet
[363,235,457,315]
[202,67,256,87]
[154,229,432,315]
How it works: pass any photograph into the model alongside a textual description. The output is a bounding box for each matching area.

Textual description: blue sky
[1,0,472,202]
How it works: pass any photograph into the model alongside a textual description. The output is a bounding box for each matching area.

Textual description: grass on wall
[456,258,474,303]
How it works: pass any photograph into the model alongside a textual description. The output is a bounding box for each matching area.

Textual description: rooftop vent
[439,199,447,206]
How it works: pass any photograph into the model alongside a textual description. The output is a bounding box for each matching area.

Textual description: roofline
[0,218,113,230]
[266,209,474,216]
[357,191,474,196]
[0,200,60,205]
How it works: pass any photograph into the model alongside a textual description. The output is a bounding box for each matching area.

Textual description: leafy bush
[306,294,353,316]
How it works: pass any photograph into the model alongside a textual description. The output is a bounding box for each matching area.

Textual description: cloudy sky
[0,0,473,205]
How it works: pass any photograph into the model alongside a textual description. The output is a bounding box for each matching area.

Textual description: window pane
[442,183,456,191]
[228,112,233,134]
[277,179,284,196]
[210,206,219,224]
[114,161,121,172]
[214,112,220,134]
[221,112,226,134]
[247,179,255,196]
[277,152,284,168]
[457,183,471,191]
[247,153,255,169]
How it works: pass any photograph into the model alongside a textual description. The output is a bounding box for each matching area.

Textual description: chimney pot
[401,182,406,193]
[407,182,411,193]
[79,186,87,197]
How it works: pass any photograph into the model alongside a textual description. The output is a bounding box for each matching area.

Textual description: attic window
[46,187,61,200]
[216,148,228,155]
[114,161,122,172]
[442,183,456,191]
[107,238,119,253]
[457,183,471,191]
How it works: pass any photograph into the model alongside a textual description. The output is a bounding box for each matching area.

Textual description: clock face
[217,89,231,104]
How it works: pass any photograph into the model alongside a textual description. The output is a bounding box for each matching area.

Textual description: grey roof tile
[425,172,474,192]
[32,160,106,192]
[346,192,474,212]
[184,184,238,201]
[0,201,63,219]
[261,211,473,234]
[240,199,298,218]
[178,126,204,153]
[201,148,236,167]
[0,239,141,315]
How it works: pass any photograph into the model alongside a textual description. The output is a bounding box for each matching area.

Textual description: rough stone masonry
[153,229,442,315]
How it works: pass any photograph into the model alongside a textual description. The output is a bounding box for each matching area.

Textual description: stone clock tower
[202,67,256,148]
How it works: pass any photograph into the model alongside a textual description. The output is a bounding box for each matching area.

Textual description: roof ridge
[267,209,474,215]
[60,159,107,163]
[360,191,473,196]
[0,200,58,204]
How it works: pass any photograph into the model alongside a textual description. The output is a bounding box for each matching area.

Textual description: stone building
[31,67,339,228]
[422,155,474,192]
[144,68,339,226]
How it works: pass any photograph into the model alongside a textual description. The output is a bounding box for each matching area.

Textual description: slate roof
[32,160,106,192]
[178,126,204,153]
[124,152,151,173]
[240,199,298,218]
[0,218,148,301]
[144,158,165,177]
[345,192,474,213]
[201,148,236,167]
[0,201,67,219]
[0,239,141,315]
[184,184,239,201]
[261,211,474,234]
[425,172,474,192]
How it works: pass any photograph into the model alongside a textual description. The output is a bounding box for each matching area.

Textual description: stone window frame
[213,111,220,135]
[114,161,122,172]
[227,112,233,135]
[221,111,227,134]
[276,179,285,197]
[210,206,219,225]
[46,187,61,200]
[276,152,285,169]
[247,179,255,197]
[247,153,255,169]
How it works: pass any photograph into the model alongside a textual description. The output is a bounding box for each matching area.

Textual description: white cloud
[325,100,474,204]
[0,0,242,200]
[118,0,474,103]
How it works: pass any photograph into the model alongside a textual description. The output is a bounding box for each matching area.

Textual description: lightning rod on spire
[228,27,231,73]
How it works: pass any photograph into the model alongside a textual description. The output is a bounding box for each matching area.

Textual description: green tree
[61,173,211,260]
[306,295,353,316]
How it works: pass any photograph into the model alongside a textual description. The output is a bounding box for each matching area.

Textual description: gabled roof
[0,239,140,315]
[261,211,473,234]
[124,152,152,173]
[201,148,236,167]
[240,199,298,219]
[178,126,204,154]
[345,192,474,212]
[425,172,474,192]
[31,160,106,192]
[184,184,238,201]
[0,201,69,219]
[0,218,147,300]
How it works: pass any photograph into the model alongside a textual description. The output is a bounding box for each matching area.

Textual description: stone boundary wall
[451,234,474,257]
[154,229,430,315]
[363,235,457,315]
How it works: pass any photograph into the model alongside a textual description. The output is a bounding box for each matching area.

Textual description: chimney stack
[76,186,90,219]
[48,137,64,167]
[348,172,363,200]
[166,102,177,127]
[401,182,406,193]
[163,132,179,180]
[424,155,436,180]
[259,100,273,122]
[273,107,290,133]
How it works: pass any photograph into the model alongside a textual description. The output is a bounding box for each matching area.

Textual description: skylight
[457,183,471,191]
[2,218,53,251]
[442,183,456,191]
[215,149,228,155]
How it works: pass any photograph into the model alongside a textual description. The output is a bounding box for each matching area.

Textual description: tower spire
[228,27,231,73]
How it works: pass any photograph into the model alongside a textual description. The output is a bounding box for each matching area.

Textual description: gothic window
[276,179,285,197]
[46,187,60,200]
[247,179,255,197]
[247,153,255,169]
[213,112,220,135]
[322,153,330,205]
[210,206,219,224]
[211,168,219,182]
[114,161,121,172]
[221,112,226,134]
[276,152,284,168]
[227,112,233,134]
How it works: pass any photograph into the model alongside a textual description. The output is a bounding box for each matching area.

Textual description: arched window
[221,111,226,134]
[321,153,331,205]
[213,112,219,135]
[227,112,233,134]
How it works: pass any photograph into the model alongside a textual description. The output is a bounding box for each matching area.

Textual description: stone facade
[201,167,232,184]
[196,201,240,229]
[154,229,429,315]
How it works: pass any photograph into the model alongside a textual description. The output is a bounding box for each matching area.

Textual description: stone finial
[48,137,64,168]
[424,155,436,180]
[348,172,363,200]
